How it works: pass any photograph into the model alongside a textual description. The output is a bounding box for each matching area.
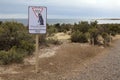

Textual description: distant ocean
[0,18,120,26]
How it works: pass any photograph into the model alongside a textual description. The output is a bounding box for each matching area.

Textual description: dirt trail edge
[65,40,120,80]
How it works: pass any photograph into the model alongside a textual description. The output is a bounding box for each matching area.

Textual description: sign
[28,6,47,34]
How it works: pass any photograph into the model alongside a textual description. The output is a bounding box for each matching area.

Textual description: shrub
[46,38,62,45]
[39,34,62,46]
[101,32,110,46]
[72,21,90,33]
[0,47,24,65]
[0,21,35,65]
[38,34,49,47]
[0,21,35,52]
[0,21,2,25]
[71,31,88,43]
[19,40,35,55]
[47,25,57,36]
[0,21,35,54]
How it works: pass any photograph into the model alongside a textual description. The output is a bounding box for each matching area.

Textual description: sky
[0,0,120,19]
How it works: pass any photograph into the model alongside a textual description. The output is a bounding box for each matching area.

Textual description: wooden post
[35,34,39,73]
[109,33,111,45]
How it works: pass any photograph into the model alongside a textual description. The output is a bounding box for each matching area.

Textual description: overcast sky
[0,0,120,19]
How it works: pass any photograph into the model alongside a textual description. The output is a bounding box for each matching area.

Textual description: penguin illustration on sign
[38,13,44,25]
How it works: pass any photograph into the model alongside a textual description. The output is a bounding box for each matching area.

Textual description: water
[97,19,120,24]
[0,19,91,26]
[47,19,92,25]
[0,18,120,26]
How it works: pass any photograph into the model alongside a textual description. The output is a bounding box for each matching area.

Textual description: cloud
[1,0,120,18]
[0,14,27,19]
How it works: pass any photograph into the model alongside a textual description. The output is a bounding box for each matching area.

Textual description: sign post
[109,33,112,45]
[35,34,39,73]
[28,6,47,73]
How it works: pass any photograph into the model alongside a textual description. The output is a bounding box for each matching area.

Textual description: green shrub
[19,40,35,55]
[88,28,99,44]
[0,21,35,65]
[0,47,24,65]
[71,31,88,43]
[71,31,80,42]
[0,21,35,53]
[101,32,110,46]
[0,21,2,25]
[47,25,57,36]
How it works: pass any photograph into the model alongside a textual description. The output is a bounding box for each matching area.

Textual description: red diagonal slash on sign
[32,7,43,18]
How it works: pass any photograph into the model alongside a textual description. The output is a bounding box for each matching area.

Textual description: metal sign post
[28,6,47,73]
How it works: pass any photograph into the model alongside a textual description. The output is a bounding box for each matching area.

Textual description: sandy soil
[112,35,120,40]
[47,32,71,41]
[54,32,70,40]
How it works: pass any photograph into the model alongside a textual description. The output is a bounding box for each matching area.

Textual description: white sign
[28,6,47,34]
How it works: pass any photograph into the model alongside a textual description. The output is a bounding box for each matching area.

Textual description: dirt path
[65,40,120,80]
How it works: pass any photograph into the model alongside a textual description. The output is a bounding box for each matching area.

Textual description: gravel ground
[65,40,120,80]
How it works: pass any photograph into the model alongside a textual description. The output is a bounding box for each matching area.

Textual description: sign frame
[28,6,47,34]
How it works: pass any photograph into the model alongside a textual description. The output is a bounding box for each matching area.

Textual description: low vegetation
[72,21,120,45]
[0,22,34,64]
[0,20,120,65]
[0,47,24,65]
[47,21,120,45]
[0,21,63,65]
[39,34,62,46]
